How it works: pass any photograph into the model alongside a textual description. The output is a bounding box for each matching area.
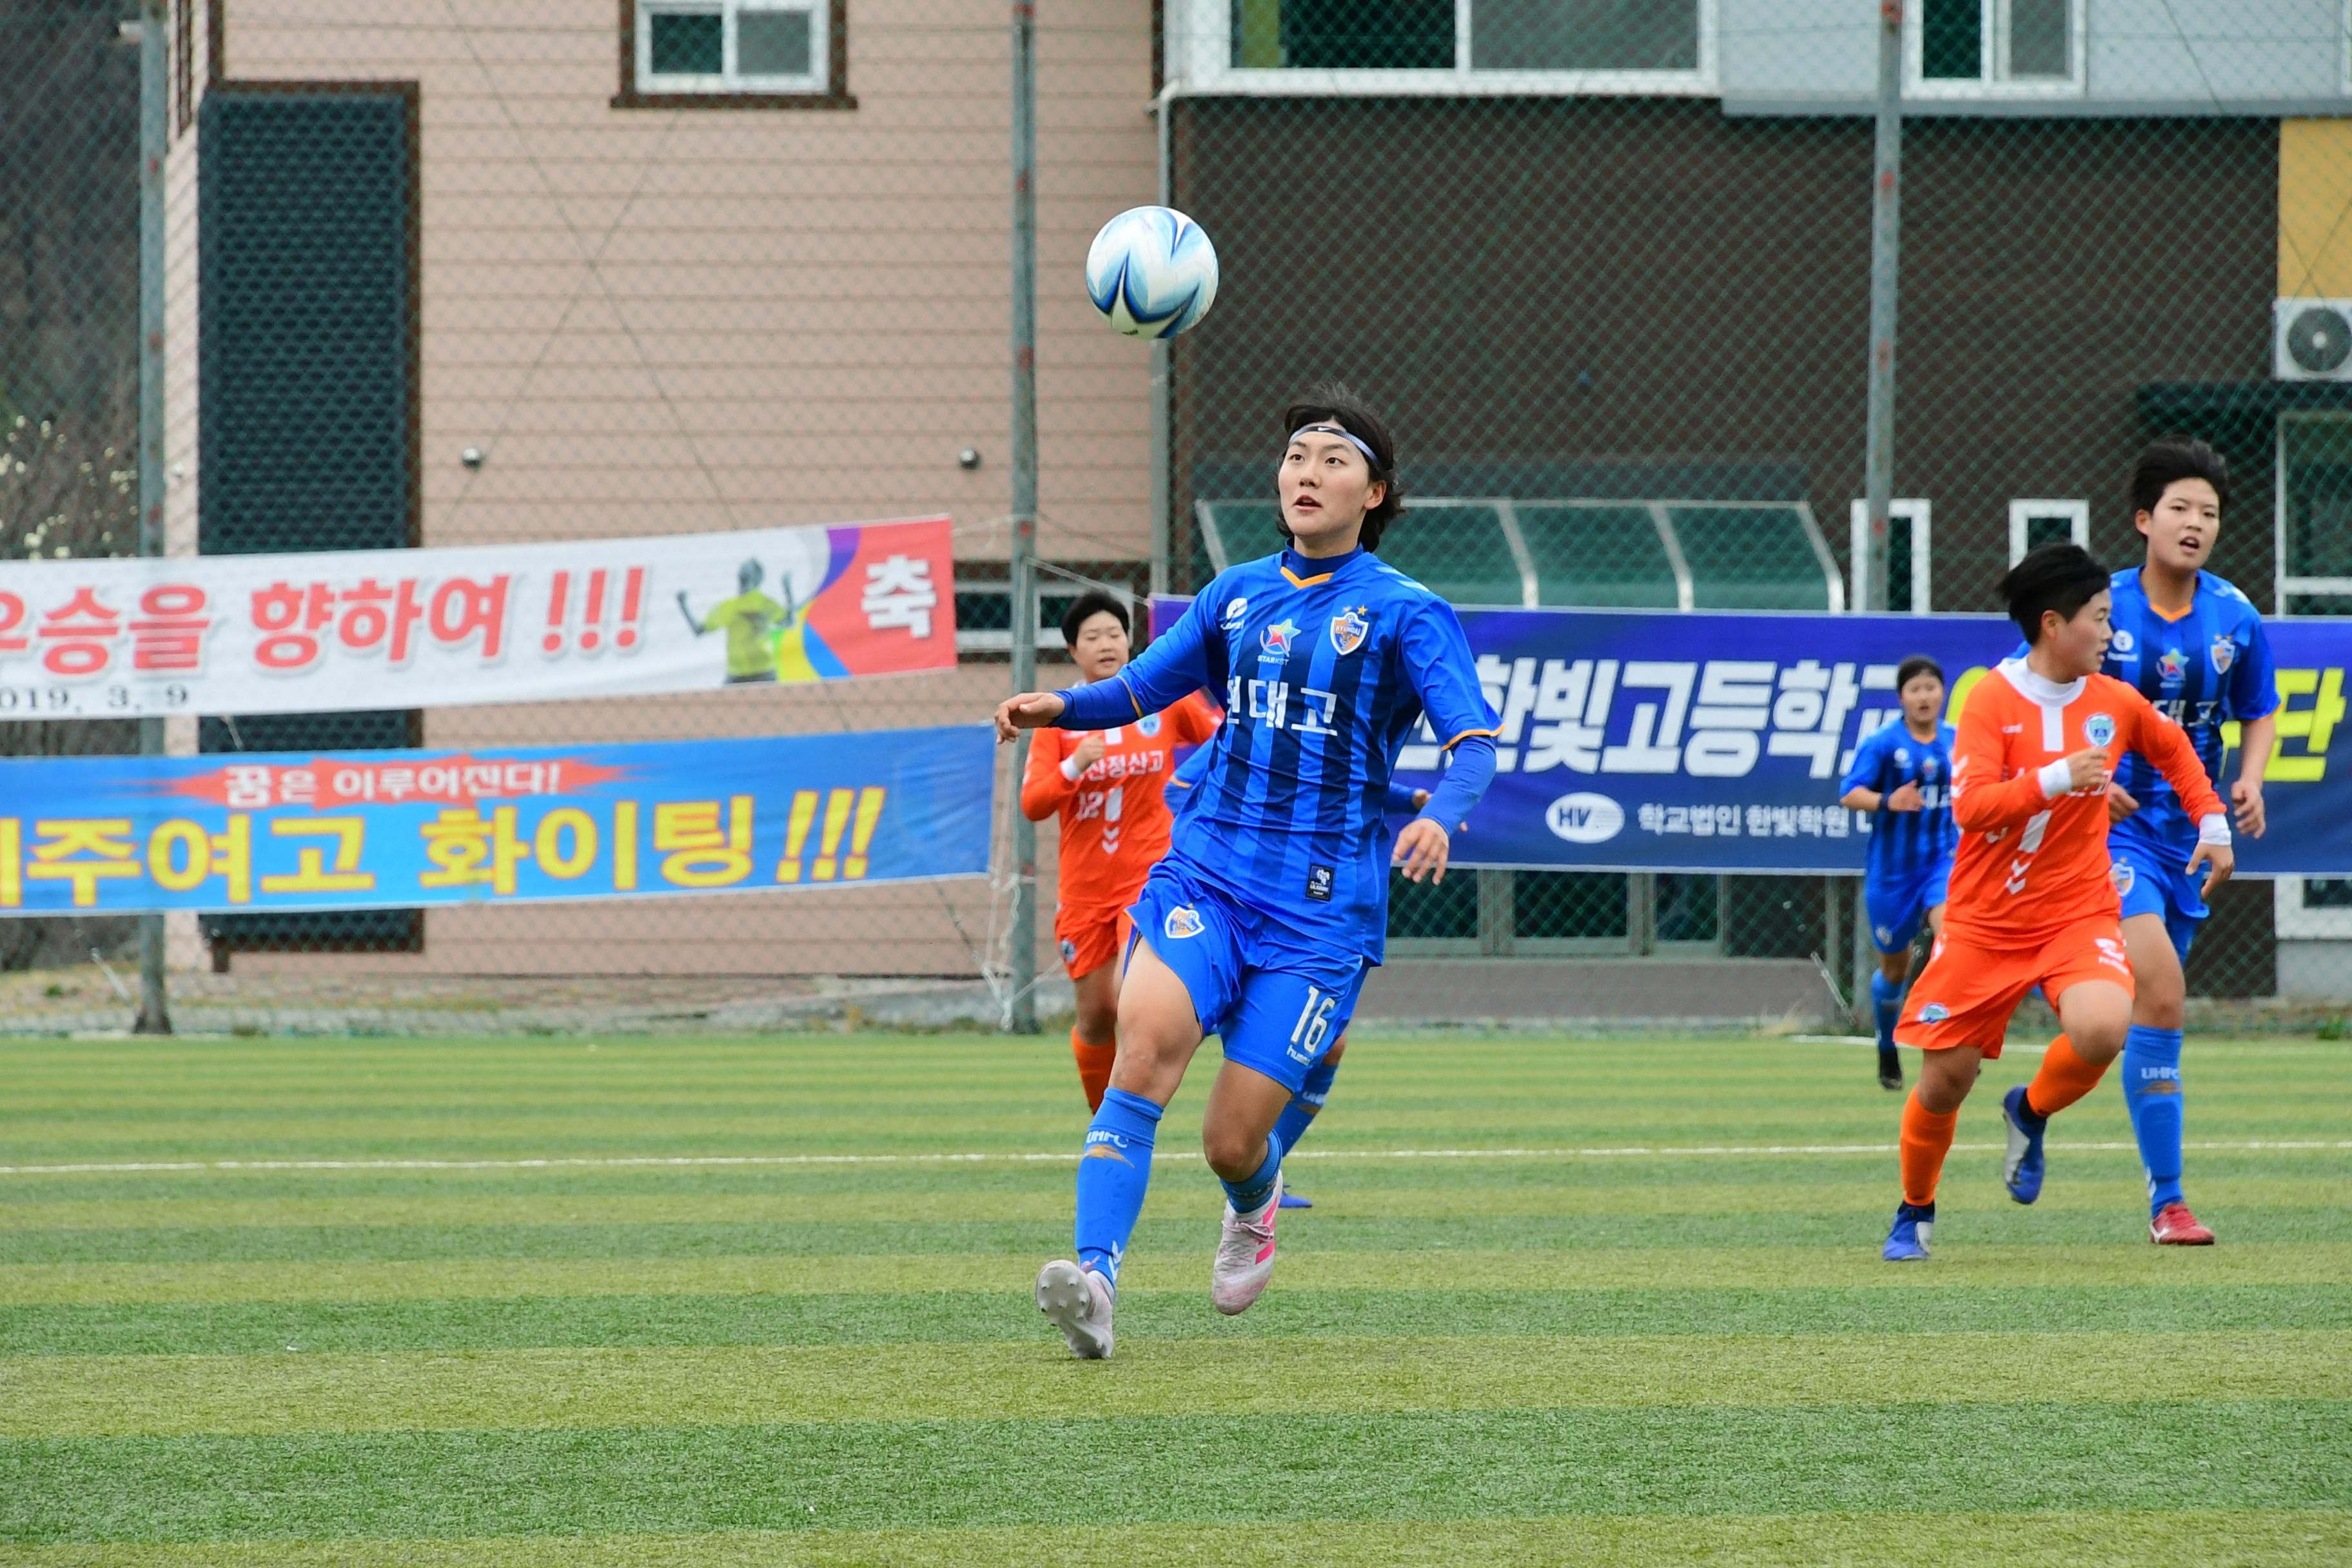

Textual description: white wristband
[2197,813,2231,847]
[2035,759,2073,799]
[1060,757,1084,782]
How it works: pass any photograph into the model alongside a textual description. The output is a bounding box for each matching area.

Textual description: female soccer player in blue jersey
[995,386,1499,1358]
[2099,436,2277,1244]
[1839,656,1957,1092]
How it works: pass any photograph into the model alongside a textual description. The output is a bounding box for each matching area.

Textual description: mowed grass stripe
[5,1331,2344,1436]
[5,1284,2348,1357]
[6,1240,2347,1305]
[12,1203,2351,1265]
[1,1511,2348,1567]
[1,1404,2343,1542]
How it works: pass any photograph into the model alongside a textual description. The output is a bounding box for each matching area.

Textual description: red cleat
[2150,1202,2215,1246]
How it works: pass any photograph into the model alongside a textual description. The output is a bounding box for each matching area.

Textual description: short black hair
[1277,382,1404,551]
[2131,433,2230,518]
[1999,543,2111,643]
[1059,589,1130,647]
[1896,654,1945,692]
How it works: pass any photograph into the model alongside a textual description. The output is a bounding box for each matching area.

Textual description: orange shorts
[1054,905,1132,979]
[1894,916,2135,1058]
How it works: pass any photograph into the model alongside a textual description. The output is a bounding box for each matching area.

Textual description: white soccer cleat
[1210,1171,1282,1316]
[1035,1259,1115,1360]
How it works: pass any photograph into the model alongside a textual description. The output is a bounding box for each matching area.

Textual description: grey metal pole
[1147,88,1173,603]
[1006,0,1041,1034]
[1861,0,1903,619]
[134,0,172,1035]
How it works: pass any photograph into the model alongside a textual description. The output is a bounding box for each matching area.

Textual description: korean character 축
[37,588,124,678]
[861,556,939,638]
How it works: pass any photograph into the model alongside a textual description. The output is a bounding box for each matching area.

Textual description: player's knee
[1075,994,1119,1043]
[1917,1052,1976,1113]
[1200,1121,1265,1181]
[1877,952,1908,985]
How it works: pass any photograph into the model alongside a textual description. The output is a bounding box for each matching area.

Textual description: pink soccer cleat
[1210,1171,1282,1315]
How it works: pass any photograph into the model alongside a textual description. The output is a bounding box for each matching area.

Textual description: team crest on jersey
[1920,1003,1950,1023]
[2158,648,2185,682]
[2111,860,2135,896]
[2210,634,2235,674]
[1164,905,1204,940]
[2083,712,2116,748]
[1138,712,1162,738]
[1260,618,1299,656]
[1058,938,1077,965]
[1329,606,1369,656]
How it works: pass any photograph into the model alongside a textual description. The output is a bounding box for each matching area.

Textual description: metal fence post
[1862,0,1903,620]
[133,0,172,1037]
[1006,0,1041,1034]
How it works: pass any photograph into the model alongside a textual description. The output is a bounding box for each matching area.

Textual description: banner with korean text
[0,727,993,915]
[1153,599,2351,875]
[0,518,954,720]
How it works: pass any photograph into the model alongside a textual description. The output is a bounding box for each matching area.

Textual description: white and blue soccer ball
[1085,206,1219,339]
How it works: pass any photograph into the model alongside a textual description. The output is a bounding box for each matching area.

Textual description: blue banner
[1155,598,2351,875]
[0,727,995,914]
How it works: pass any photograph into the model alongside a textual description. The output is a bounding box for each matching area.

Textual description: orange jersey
[1022,691,1221,915]
[1943,658,2224,947]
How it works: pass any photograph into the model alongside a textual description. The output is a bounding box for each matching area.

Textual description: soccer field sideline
[0,1032,2344,1565]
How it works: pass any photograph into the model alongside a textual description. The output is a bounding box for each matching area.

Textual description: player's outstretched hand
[1393,818,1451,884]
[994,691,1066,742]
[2105,782,2139,823]
[2188,840,2235,898]
[2231,778,2268,839]
[2063,746,2111,792]
[1885,781,1924,812]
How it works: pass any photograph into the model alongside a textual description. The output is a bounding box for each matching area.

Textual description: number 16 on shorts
[1289,986,1339,1065]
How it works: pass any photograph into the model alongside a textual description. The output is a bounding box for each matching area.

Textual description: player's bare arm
[2233,710,2276,838]
[995,691,1067,741]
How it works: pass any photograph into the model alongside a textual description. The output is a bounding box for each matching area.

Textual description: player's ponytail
[1278,383,1403,552]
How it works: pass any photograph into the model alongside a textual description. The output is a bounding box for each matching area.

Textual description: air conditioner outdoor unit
[2275,298,2352,380]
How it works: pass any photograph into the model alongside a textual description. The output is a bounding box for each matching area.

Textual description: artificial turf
[0,1031,2344,1564]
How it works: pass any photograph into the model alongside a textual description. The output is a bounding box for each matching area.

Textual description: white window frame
[1169,0,1719,97]
[2277,412,2352,607]
[2008,498,2088,565]
[2277,876,2352,938]
[1848,498,1932,612]
[1905,0,2085,100]
[635,0,828,95]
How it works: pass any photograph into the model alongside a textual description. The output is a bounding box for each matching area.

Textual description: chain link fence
[1,0,2347,1034]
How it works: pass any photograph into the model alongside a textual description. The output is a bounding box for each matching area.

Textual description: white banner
[0,517,956,721]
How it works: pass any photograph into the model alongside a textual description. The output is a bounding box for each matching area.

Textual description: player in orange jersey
[1022,591,1220,1111]
[1882,544,2232,1261]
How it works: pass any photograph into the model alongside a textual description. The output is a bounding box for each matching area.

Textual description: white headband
[1290,423,1381,468]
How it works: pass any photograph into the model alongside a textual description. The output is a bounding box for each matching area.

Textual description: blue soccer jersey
[2104,567,2278,853]
[1839,716,1958,886]
[1057,545,1496,964]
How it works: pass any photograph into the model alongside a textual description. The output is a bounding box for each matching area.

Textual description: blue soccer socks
[1074,1087,1162,1288]
[2122,1024,2186,1216]
[1870,970,1902,1052]
[1273,1055,1340,1158]
[1220,1132,1284,1217]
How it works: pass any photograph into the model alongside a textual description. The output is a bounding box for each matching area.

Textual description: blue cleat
[1883,1202,1934,1261]
[2001,1084,2046,1204]
[1278,1191,1313,1210]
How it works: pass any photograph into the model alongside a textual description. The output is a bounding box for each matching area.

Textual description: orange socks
[1899,1093,1958,1208]
[2023,1034,2108,1121]
[1071,1032,1115,1112]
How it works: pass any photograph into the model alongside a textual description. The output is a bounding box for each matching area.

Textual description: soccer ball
[1084,206,1219,339]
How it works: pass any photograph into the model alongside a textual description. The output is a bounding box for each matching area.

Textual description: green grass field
[0,1030,2346,1565]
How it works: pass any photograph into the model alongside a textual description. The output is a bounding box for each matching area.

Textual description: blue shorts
[1865,853,1953,955]
[1125,860,1366,1095]
[2110,830,2207,963]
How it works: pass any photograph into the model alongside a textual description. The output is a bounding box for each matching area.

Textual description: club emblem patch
[2111,860,2135,896]
[2083,712,2116,749]
[1059,938,1077,964]
[1260,618,1298,656]
[2210,634,2236,675]
[1921,1003,1950,1023]
[1329,606,1369,656]
[1138,712,1162,738]
[1163,905,1204,940]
